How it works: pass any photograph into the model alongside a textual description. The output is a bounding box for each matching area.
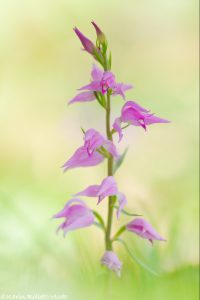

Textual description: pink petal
[68,91,95,104]
[127,218,166,243]
[113,117,123,142]
[74,185,100,197]
[53,198,86,218]
[100,71,116,94]
[62,213,94,236]
[54,199,94,236]
[84,129,106,155]
[145,115,170,125]
[113,83,133,99]
[116,192,127,219]
[62,146,104,171]
[97,176,118,203]
[91,64,104,81]
[122,100,149,113]
[78,81,101,92]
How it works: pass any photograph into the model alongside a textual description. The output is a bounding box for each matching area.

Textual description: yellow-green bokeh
[0,0,199,299]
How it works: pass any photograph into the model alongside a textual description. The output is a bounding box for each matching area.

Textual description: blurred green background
[0,0,199,299]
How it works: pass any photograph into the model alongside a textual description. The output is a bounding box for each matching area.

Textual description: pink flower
[53,199,94,236]
[113,100,170,142]
[74,176,127,218]
[75,176,118,204]
[101,251,122,276]
[126,218,166,244]
[68,64,133,104]
[62,129,118,171]
[84,129,119,158]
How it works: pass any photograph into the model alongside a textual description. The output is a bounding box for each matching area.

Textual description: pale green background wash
[0,0,199,299]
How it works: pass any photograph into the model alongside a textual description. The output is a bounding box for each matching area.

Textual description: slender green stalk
[105,92,115,250]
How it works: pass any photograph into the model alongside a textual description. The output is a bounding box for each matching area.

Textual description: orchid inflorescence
[53,22,169,277]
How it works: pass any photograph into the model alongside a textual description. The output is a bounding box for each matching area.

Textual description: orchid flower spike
[126,218,166,244]
[55,22,169,276]
[101,251,122,276]
[53,199,94,236]
[113,100,170,142]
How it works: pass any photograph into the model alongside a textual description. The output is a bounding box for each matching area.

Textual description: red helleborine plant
[53,22,169,277]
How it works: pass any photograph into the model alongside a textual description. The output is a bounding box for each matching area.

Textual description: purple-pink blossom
[113,100,170,142]
[126,218,166,244]
[101,251,122,276]
[74,176,127,218]
[68,64,133,104]
[62,129,118,171]
[75,176,118,204]
[84,128,118,158]
[53,199,94,236]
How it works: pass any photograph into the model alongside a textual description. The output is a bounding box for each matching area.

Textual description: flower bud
[101,251,122,276]
[74,27,96,55]
[92,21,107,45]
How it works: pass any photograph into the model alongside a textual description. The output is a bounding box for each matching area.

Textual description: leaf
[80,127,85,134]
[116,238,159,276]
[108,52,112,70]
[99,93,107,108]
[114,206,142,217]
[94,92,106,109]
[113,147,129,174]
[112,225,126,240]
[93,210,106,231]
[93,222,104,231]
[93,48,104,66]
[102,41,108,55]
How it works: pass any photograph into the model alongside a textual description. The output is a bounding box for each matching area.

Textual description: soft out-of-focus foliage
[0,0,198,299]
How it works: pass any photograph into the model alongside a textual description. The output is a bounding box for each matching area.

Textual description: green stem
[105,92,115,250]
